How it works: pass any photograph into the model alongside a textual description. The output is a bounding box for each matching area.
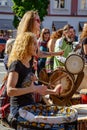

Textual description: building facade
[42,0,87,36]
[0,0,87,37]
[0,0,14,37]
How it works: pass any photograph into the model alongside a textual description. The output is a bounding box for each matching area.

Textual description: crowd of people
[3,9,87,130]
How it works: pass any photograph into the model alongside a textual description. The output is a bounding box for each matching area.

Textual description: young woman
[17,10,64,58]
[46,29,63,73]
[7,32,63,129]
[37,28,50,77]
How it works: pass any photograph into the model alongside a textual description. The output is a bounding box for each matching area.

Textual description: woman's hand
[53,84,63,95]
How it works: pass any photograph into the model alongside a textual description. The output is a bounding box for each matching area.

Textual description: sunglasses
[35,18,40,24]
[44,32,50,34]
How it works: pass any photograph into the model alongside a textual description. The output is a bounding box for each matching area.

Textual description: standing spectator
[17,10,64,60]
[79,23,87,63]
[66,26,78,42]
[37,28,50,76]
[54,24,74,69]
[46,29,63,73]
[3,38,15,71]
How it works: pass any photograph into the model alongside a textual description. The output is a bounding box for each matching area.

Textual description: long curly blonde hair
[17,10,39,35]
[80,23,87,42]
[8,32,36,67]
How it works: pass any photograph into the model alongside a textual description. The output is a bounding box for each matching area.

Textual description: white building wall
[0,0,15,31]
[42,0,87,36]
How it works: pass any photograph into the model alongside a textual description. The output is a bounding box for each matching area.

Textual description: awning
[79,21,87,31]
[0,19,15,30]
[52,21,68,31]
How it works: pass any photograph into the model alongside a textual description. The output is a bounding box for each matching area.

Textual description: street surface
[0,60,14,130]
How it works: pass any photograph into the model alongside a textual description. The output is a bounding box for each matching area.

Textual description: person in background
[54,24,75,69]
[45,28,63,73]
[71,28,78,42]
[17,10,64,60]
[37,28,50,76]
[7,32,63,129]
[79,23,87,63]
[3,38,15,71]
[66,26,78,42]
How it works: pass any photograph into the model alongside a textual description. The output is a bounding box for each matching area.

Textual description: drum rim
[65,54,85,74]
[49,69,74,97]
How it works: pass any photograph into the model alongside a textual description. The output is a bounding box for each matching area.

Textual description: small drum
[65,54,84,74]
[49,69,74,97]
[17,104,78,130]
[70,93,81,105]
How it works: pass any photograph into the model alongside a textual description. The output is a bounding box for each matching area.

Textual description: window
[0,0,8,6]
[54,0,65,9]
[81,0,87,9]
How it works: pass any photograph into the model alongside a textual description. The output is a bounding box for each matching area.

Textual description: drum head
[65,54,84,74]
[49,69,74,97]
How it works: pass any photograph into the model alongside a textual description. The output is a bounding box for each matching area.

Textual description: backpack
[0,80,10,119]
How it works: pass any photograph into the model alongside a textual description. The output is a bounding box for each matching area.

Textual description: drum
[65,54,84,74]
[49,69,74,97]
[17,104,78,130]
[78,119,87,130]
[78,107,87,130]
[72,104,87,130]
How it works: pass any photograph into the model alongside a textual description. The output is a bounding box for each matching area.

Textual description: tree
[12,0,50,28]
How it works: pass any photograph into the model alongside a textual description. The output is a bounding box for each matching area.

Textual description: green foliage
[12,0,49,28]
[13,15,20,28]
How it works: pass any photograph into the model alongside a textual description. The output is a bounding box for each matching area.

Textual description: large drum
[65,53,84,74]
[17,104,78,130]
